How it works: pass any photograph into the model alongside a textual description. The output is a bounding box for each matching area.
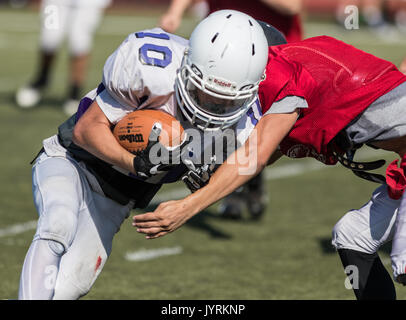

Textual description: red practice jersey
[258,36,406,164]
[207,0,302,43]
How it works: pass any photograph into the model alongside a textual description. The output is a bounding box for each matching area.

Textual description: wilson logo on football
[118,134,144,143]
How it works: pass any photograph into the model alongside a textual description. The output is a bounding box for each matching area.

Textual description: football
[112,109,185,153]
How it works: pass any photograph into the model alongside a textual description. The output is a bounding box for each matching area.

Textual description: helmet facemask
[175,51,259,131]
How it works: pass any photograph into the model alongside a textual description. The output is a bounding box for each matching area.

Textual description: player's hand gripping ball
[113,110,187,178]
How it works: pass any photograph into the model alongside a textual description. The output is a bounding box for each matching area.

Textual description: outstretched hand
[132,199,198,239]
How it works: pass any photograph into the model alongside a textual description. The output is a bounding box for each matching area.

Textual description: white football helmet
[175,10,269,131]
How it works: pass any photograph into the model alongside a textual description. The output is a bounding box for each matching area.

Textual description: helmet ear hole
[191,64,203,78]
[240,84,254,91]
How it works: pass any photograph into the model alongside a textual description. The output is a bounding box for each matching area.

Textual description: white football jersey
[97,28,188,123]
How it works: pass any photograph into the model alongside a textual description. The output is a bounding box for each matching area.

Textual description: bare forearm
[72,102,135,174]
[132,111,298,239]
[73,123,135,173]
[259,0,302,15]
[189,157,265,215]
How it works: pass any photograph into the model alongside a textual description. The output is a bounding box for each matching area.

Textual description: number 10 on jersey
[136,31,172,68]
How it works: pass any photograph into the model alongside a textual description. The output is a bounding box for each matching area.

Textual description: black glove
[133,122,187,178]
[181,156,216,193]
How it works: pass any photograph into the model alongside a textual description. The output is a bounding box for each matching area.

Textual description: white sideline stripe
[125,246,183,262]
[0,148,389,237]
[0,220,37,238]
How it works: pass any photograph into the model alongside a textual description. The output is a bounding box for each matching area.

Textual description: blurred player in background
[18,10,269,299]
[15,0,111,115]
[159,0,303,220]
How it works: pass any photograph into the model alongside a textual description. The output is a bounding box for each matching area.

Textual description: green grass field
[1,7,406,300]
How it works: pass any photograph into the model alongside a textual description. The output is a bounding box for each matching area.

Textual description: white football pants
[39,0,105,56]
[18,152,132,299]
[332,184,406,280]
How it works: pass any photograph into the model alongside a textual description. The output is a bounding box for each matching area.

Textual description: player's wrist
[184,183,217,216]
[182,196,202,218]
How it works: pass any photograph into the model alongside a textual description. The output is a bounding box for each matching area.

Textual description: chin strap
[332,150,387,184]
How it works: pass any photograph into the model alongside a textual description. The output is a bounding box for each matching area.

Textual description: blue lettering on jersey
[135,32,170,40]
[135,31,173,68]
[139,43,172,68]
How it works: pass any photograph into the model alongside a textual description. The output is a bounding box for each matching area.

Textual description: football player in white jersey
[17,10,269,299]
[15,0,111,115]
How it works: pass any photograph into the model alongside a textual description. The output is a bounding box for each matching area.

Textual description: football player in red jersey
[134,30,406,299]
